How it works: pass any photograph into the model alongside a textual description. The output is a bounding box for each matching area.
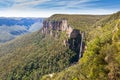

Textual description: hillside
[0,14,105,80]
[0,31,77,80]
[42,12,120,80]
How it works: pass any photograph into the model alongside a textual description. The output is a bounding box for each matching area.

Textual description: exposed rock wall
[41,20,73,38]
[68,29,85,62]
[41,19,84,61]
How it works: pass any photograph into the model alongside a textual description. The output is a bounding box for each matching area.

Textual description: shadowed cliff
[41,19,84,62]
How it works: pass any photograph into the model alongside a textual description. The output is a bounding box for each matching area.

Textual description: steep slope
[41,12,120,80]
[0,14,105,80]
[0,31,77,80]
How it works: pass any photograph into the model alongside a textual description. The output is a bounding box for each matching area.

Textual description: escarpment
[41,20,73,37]
[41,19,85,61]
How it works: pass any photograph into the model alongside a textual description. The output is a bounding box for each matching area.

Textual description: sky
[0,0,120,17]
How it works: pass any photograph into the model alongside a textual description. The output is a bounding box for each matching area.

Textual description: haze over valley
[0,17,44,43]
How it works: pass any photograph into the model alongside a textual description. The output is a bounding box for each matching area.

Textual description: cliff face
[41,20,73,37]
[41,20,84,61]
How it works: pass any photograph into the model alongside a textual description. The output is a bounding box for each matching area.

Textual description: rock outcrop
[41,20,73,38]
[41,19,84,61]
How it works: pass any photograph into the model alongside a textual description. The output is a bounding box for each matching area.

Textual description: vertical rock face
[41,19,84,61]
[41,20,73,37]
[68,29,82,62]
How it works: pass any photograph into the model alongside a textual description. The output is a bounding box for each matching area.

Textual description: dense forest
[42,11,120,80]
[0,11,120,80]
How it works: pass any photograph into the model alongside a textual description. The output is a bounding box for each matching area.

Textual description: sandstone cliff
[41,20,73,38]
[41,19,84,61]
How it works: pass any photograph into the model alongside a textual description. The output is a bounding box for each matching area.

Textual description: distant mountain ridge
[0,17,44,29]
[0,17,44,43]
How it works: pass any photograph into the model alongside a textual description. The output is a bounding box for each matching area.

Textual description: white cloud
[14,0,30,3]
[10,0,50,10]
[0,10,52,17]
[0,8,118,17]
[0,0,119,17]
[46,0,99,9]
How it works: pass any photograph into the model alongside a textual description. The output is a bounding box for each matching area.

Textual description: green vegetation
[0,32,77,80]
[0,12,120,80]
[41,12,120,80]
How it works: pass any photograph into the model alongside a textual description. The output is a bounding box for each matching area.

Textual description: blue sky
[0,0,120,17]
